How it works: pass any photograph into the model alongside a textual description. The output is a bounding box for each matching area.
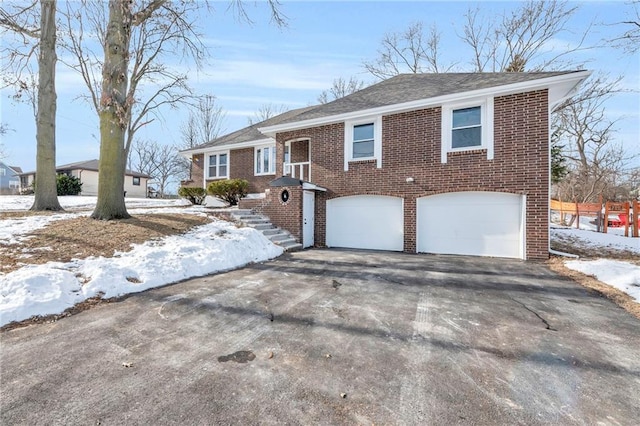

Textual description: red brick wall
[262,186,303,241]
[187,149,274,194]
[230,147,274,193]
[270,90,549,259]
[182,153,205,188]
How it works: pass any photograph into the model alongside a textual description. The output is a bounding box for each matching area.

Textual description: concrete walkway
[1,249,639,425]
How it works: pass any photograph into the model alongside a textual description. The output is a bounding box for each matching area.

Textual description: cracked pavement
[1,249,639,425]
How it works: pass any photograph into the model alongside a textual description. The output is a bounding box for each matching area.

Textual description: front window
[255,146,276,175]
[133,176,141,186]
[452,106,482,148]
[352,123,375,158]
[208,153,229,179]
[441,98,494,163]
[344,116,382,170]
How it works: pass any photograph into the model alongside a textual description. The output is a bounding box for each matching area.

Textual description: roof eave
[179,137,275,157]
[259,71,592,135]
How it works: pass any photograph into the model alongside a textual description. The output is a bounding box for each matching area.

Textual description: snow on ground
[552,216,640,303]
[565,259,640,303]
[0,195,190,211]
[0,219,283,327]
[551,224,640,254]
[1,196,284,326]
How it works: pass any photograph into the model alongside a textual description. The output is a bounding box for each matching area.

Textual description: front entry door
[303,190,315,248]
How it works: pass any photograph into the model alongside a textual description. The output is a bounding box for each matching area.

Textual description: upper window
[452,106,482,148]
[344,117,382,170]
[132,176,141,186]
[352,123,375,158]
[0,168,5,176]
[207,152,228,179]
[441,98,494,163]
[255,145,276,175]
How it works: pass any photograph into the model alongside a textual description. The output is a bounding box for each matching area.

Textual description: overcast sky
[1,1,638,174]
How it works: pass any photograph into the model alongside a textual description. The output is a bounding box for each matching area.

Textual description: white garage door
[417,192,524,259]
[326,195,404,251]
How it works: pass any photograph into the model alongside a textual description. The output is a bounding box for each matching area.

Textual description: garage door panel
[417,192,523,259]
[327,195,404,251]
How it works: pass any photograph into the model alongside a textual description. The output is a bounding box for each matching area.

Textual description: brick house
[181,71,590,260]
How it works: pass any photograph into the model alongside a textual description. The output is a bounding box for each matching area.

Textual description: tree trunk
[92,0,131,220]
[31,0,62,212]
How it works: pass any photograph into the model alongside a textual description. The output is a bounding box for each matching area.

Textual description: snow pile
[0,220,283,327]
[565,259,640,303]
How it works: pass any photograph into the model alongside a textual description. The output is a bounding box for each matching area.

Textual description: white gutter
[259,71,592,136]
[180,138,275,156]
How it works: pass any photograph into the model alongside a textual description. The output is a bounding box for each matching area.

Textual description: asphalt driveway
[1,249,639,425]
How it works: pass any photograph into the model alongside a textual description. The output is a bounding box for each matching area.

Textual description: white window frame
[206,151,230,179]
[254,144,276,176]
[344,116,382,171]
[441,97,494,163]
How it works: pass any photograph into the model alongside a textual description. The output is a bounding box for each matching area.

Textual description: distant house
[0,162,22,195]
[20,159,151,198]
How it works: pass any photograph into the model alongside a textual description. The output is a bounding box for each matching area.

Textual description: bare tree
[247,103,289,125]
[60,0,206,218]
[363,22,455,79]
[130,139,184,197]
[461,1,588,72]
[1,0,62,211]
[60,0,285,219]
[553,75,632,204]
[364,1,588,78]
[609,0,640,53]
[317,77,366,104]
[180,94,226,149]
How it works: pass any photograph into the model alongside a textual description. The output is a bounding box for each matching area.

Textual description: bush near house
[207,179,248,206]
[178,186,207,205]
[57,174,82,196]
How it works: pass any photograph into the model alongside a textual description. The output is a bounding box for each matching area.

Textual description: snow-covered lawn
[0,195,190,211]
[551,218,639,304]
[0,196,283,327]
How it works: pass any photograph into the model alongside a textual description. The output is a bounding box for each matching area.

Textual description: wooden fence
[550,198,639,237]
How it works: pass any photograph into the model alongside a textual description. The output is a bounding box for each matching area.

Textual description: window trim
[344,116,382,171]
[206,151,230,180]
[441,97,494,163]
[132,176,141,186]
[254,144,277,176]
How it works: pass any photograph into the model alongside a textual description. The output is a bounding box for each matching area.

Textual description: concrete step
[279,241,303,252]
[243,218,271,225]
[251,223,275,231]
[269,233,292,242]
[229,209,301,252]
[274,237,297,246]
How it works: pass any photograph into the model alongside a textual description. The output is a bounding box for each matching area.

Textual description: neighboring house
[0,162,22,195]
[20,159,151,197]
[181,71,590,260]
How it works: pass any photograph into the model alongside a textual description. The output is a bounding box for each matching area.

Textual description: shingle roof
[9,166,22,174]
[274,72,580,124]
[185,105,316,151]
[22,159,151,178]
